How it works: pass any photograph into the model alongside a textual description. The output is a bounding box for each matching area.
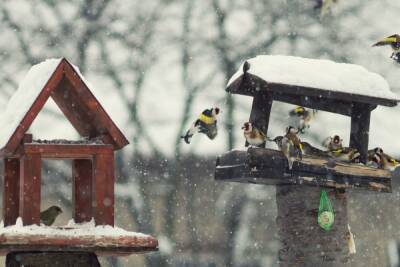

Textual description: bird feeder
[0,58,158,266]
[215,55,400,265]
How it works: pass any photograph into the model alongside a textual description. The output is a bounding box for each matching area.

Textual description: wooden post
[247,91,273,148]
[350,104,372,164]
[72,159,93,223]
[6,252,100,267]
[276,185,349,266]
[93,151,114,226]
[19,153,41,225]
[3,158,20,226]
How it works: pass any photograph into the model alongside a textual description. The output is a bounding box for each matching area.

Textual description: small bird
[289,106,317,133]
[40,206,63,226]
[322,135,343,152]
[367,147,399,170]
[328,147,360,163]
[242,122,266,147]
[372,34,400,63]
[301,141,330,158]
[272,126,303,170]
[181,107,220,144]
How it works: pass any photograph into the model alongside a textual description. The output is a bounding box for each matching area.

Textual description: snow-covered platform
[0,219,158,256]
[215,148,392,193]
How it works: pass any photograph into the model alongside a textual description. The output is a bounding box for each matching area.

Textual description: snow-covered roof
[0,58,62,150]
[227,55,400,102]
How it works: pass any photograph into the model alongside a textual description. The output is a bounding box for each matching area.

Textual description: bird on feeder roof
[372,34,400,63]
[181,107,220,144]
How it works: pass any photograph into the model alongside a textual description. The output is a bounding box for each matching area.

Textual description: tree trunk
[276,185,349,267]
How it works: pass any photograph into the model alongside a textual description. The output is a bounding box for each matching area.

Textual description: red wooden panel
[72,159,93,223]
[19,154,41,225]
[3,159,20,226]
[93,152,114,226]
[2,62,65,157]
[24,144,114,159]
[63,61,129,150]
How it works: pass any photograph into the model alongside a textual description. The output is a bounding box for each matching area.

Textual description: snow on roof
[0,58,62,150]
[227,55,400,101]
[0,217,150,238]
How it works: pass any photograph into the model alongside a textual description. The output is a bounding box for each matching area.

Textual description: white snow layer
[0,217,149,238]
[228,55,400,100]
[0,58,62,149]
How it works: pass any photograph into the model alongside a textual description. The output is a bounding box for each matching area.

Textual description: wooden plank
[0,231,158,256]
[63,60,129,150]
[350,103,372,164]
[247,91,273,147]
[215,148,392,192]
[6,252,100,267]
[1,62,65,157]
[93,152,115,226]
[72,159,93,223]
[3,159,20,226]
[227,73,398,107]
[23,144,114,159]
[19,153,41,225]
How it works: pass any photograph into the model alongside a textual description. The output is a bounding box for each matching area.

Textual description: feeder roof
[0,58,129,157]
[227,55,400,107]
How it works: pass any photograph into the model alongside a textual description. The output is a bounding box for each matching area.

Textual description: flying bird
[289,106,317,133]
[372,34,400,63]
[181,107,220,144]
[314,0,339,17]
[40,206,63,226]
[242,122,266,147]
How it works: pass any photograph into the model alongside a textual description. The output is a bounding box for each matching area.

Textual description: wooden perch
[215,148,392,192]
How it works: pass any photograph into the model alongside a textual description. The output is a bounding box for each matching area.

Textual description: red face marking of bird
[241,122,252,132]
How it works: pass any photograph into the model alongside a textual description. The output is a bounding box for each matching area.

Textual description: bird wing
[372,36,398,47]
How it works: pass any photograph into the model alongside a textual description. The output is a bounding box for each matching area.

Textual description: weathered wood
[0,230,158,256]
[350,103,372,164]
[3,159,20,226]
[247,91,273,147]
[215,148,392,192]
[19,154,41,225]
[73,159,93,223]
[6,252,100,267]
[23,144,114,159]
[276,185,349,266]
[227,73,398,107]
[0,58,129,158]
[93,152,115,226]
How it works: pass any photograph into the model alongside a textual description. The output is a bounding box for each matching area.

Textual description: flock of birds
[181,106,399,171]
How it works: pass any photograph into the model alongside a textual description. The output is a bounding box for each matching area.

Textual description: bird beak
[241,126,245,130]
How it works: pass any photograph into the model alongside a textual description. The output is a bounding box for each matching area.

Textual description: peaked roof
[0,58,129,157]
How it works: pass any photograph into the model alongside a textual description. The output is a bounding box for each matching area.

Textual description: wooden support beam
[247,91,273,147]
[93,152,115,226]
[19,154,41,225]
[23,144,114,159]
[6,252,100,267]
[72,159,93,223]
[350,104,373,164]
[3,159,20,226]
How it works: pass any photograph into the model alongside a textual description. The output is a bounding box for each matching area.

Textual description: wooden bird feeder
[215,55,400,265]
[0,58,158,266]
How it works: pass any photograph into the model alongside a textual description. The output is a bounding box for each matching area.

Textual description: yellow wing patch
[199,113,215,124]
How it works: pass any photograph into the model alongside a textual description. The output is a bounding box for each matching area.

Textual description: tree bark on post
[276,185,349,267]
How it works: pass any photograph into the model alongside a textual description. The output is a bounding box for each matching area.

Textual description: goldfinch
[272,126,302,170]
[368,147,399,170]
[372,34,400,62]
[181,107,220,144]
[40,206,63,226]
[242,122,266,147]
[328,147,360,163]
[289,106,317,133]
[322,135,343,151]
[301,141,329,158]
[314,0,339,17]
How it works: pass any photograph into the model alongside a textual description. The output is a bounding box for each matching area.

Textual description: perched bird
[40,206,63,226]
[322,135,343,152]
[372,34,400,63]
[289,106,317,133]
[301,141,329,158]
[328,147,360,163]
[242,122,266,147]
[181,107,220,144]
[272,126,303,170]
[367,147,399,170]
